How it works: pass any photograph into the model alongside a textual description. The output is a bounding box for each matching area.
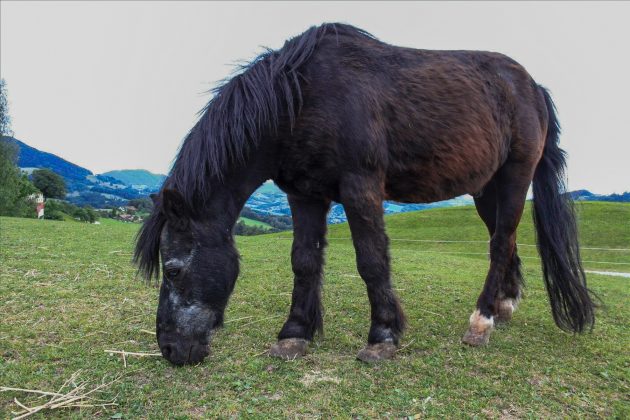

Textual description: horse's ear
[160,189,191,231]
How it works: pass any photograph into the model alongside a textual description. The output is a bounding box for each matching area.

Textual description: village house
[26,193,45,219]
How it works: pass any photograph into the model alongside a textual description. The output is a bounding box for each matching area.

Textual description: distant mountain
[101,169,166,190]
[570,190,630,203]
[2,136,92,181]
[1,136,160,208]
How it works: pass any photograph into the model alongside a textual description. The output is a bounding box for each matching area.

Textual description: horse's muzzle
[157,333,210,366]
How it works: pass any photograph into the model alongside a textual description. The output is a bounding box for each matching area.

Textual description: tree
[43,199,66,220]
[0,80,24,216]
[0,83,39,217]
[0,79,12,137]
[16,172,40,216]
[128,197,153,212]
[0,143,40,217]
[0,141,19,214]
[84,206,98,223]
[72,207,86,221]
[0,140,39,217]
[72,205,98,223]
[32,168,67,199]
[233,221,269,236]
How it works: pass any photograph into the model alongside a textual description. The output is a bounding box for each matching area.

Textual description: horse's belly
[384,147,501,203]
[385,174,485,203]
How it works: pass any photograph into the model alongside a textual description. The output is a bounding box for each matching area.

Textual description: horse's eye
[165,268,180,279]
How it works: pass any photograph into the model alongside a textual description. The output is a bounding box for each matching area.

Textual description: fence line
[272,236,630,266]
[274,236,630,252]
[585,270,630,278]
[332,237,630,252]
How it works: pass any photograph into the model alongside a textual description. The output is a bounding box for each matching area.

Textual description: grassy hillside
[323,201,629,273]
[238,216,273,230]
[0,202,628,418]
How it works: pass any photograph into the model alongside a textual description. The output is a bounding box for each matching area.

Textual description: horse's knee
[291,245,323,278]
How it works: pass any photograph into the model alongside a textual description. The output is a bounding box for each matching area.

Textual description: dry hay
[1,370,120,419]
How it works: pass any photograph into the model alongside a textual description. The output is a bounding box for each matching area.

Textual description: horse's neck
[202,159,272,230]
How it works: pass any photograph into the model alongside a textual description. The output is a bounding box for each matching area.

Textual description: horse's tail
[531,86,595,333]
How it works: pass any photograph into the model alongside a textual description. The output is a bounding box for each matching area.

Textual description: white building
[26,193,45,218]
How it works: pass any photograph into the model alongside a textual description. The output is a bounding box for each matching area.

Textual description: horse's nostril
[159,338,209,365]
[188,343,210,364]
[161,344,173,359]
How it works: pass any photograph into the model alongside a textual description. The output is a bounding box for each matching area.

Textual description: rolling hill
[101,169,166,190]
[2,136,92,181]
[1,136,163,207]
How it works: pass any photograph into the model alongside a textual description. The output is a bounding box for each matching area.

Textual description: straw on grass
[105,349,162,367]
[1,370,120,419]
[105,350,162,357]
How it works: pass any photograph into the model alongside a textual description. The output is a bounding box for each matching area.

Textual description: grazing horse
[134,23,595,365]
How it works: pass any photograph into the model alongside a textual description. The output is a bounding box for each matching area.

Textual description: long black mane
[134,23,373,280]
[170,23,368,204]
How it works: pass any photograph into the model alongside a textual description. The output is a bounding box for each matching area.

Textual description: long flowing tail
[532,86,595,333]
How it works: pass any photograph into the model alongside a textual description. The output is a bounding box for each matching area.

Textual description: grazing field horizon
[1,202,628,417]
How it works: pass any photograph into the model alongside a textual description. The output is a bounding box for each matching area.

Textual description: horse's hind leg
[269,195,330,360]
[473,180,524,324]
[496,253,523,323]
[340,174,406,362]
[463,162,533,346]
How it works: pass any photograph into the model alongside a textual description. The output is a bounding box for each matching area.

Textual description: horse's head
[138,189,239,365]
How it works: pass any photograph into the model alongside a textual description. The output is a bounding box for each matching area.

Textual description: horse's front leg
[341,175,407,362]
[269,195,330,360]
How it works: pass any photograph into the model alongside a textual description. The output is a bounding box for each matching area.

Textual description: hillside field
[238,217,273,230]
[0,202,628,418]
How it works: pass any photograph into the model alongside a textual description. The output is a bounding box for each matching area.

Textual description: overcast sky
[1,1,628,193]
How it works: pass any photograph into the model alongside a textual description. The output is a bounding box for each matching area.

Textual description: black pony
[134,23,595,365]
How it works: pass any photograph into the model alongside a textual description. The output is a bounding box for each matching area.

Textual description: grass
[0,202,628,418]
[238,217,273,230]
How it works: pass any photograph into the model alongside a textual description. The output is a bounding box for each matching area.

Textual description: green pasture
[0,202,628,418]
[238,217,273,230]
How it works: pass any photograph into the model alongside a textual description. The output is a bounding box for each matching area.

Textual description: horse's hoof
[462,328,491,346]
[462,310,494,346]
[495,299,515,323]
[356,342,397,363]
[269,338,309,360]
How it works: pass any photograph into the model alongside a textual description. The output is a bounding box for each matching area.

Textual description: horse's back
[279,27,546,203]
